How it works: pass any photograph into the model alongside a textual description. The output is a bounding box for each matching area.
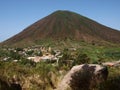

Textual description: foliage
[9,51,21,60]
[34,50,43,56]
[58,48,72,69]
[99,67,120,90]
[0,61,59,90]
[15,48,23,51]
[75,53,90,65]
[26,50,34,56]
[19,58,36,67]
[50,50,56,55]
[0,43,120,90]
[0,49,9,57]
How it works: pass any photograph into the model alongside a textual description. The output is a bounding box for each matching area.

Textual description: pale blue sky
[0,0,120,42]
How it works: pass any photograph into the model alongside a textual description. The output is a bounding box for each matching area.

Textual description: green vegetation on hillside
[0,42,120,90]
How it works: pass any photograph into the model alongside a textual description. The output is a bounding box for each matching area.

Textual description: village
[1,45,64,64]
[1,45,120,67]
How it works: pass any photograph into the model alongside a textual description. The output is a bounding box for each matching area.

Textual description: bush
[58,48,72,69]
[75,53,90,65]
[99,76,120,90]
[15,48,23,51]
[26,50,34,56]
[99,67,120,90]
[9,51,21,60]
[19,58,36,67]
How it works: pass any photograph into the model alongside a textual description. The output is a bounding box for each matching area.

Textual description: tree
[9,51,21,60]
[59,48,71,66]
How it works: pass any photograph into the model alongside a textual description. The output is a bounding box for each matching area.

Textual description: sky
[0,0,120,42]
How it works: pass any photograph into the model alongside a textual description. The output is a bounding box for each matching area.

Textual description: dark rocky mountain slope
[2,10,120,46]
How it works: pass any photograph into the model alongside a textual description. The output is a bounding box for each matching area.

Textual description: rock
[56,64,108,90]
[102,60,120,67]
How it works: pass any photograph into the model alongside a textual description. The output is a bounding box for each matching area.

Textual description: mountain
[2,10,120,46]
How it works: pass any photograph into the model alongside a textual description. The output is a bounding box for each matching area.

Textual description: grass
[0,61,60,90]
[99,67,120,90]
[0,42,120,90]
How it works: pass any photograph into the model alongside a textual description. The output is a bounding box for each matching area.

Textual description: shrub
[19,58,36,67]
[75,53,90,65]
[26,50,34,56]
[9,51,21,60]
[58,48,72,68]
[99,67,120,90]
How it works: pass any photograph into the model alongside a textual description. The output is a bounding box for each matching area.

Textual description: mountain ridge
[2,10,120,46]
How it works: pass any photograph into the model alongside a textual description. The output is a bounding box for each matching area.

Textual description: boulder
[56,64,108,90]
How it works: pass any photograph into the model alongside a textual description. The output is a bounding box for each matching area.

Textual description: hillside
[2,10,120,46]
